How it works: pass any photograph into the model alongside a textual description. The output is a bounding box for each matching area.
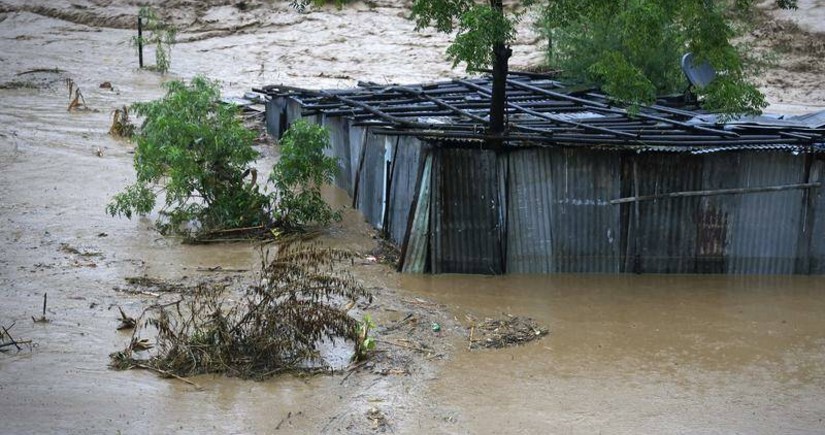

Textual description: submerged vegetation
[106,77,340,240]
[110,243,372,379]
[132,6,177,74]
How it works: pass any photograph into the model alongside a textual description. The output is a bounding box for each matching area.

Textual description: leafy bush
[108,77,341,239]
[270,119,341,230]
[107,76,269,237]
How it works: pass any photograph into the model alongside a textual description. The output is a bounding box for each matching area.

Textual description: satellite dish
[681,53,716,88]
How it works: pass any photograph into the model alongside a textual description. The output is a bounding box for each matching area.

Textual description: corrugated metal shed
[257,72,825,275]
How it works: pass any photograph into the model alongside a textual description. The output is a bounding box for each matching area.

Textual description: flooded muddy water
[2,1,825,433]
[404,274,825,433]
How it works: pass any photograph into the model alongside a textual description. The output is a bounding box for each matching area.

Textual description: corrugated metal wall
[386,136,425,245]
[723,153,805,274]
[808,159,825,274]
[348,125,366,196]
[505,148,621,273]
[353,131,387,229]
[621,152,812,274]
[264,100,825,275]
[625,153,703,273]
[265,97,286,138]
[322,117,353,196]
[431,148,502,274]
[549,148,621,273]
[505,149,554,273]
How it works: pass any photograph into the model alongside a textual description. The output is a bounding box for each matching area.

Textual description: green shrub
[107,76,269,237]
[108,77,341,239]
[271,120,341,230]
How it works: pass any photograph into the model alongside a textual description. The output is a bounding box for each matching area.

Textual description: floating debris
[468,315,548,350]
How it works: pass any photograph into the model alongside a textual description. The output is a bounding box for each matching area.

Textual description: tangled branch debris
[468,315,548,350]
[1,323,33,352]
[109,242,372,380]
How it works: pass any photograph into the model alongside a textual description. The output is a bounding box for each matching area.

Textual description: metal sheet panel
[625,153,702,273]
[724,152,805,274]
[548,148,622,273]
[431,147,502,274]
[322,117,353,195]
[693,153,738,274]
[264,97,287,139]
[386,136,424,245]
[402,154,432,273]
[349,125,366,193]
[506,149,555,273]
[809,159,825,274]
[285,99,304,127]
[355,131,387,229]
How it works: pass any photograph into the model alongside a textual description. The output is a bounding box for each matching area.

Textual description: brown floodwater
[403,274,825,433]
[2,2,825,433]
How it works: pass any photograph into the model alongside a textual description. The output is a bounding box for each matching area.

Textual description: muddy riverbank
[2,1,825,433]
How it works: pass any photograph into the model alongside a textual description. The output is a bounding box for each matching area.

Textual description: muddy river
[1,1,825,433]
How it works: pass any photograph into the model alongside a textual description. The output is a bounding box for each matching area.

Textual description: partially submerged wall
[267,100,825,275]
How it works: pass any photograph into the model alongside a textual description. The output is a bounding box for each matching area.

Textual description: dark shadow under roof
[257,72,825,153]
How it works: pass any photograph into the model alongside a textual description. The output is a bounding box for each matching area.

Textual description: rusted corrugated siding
[625,153,703,273]
[431,147,502,274]
[386,136,425,245]
[694,153,737,274]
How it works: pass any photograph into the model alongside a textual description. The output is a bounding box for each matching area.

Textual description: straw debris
[109,242,372,379]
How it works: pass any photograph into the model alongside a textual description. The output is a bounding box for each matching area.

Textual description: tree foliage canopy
[412,0,798,118]
[412,0,528,70]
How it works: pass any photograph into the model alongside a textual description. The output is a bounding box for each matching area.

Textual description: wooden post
[633,159,641,274]
[138,17,144,68]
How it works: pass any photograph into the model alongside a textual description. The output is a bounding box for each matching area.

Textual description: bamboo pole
[610,183,821,205]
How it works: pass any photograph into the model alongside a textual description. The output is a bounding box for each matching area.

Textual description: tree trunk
[489,0,511,141]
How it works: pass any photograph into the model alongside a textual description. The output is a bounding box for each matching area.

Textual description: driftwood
[15,68,65,76]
